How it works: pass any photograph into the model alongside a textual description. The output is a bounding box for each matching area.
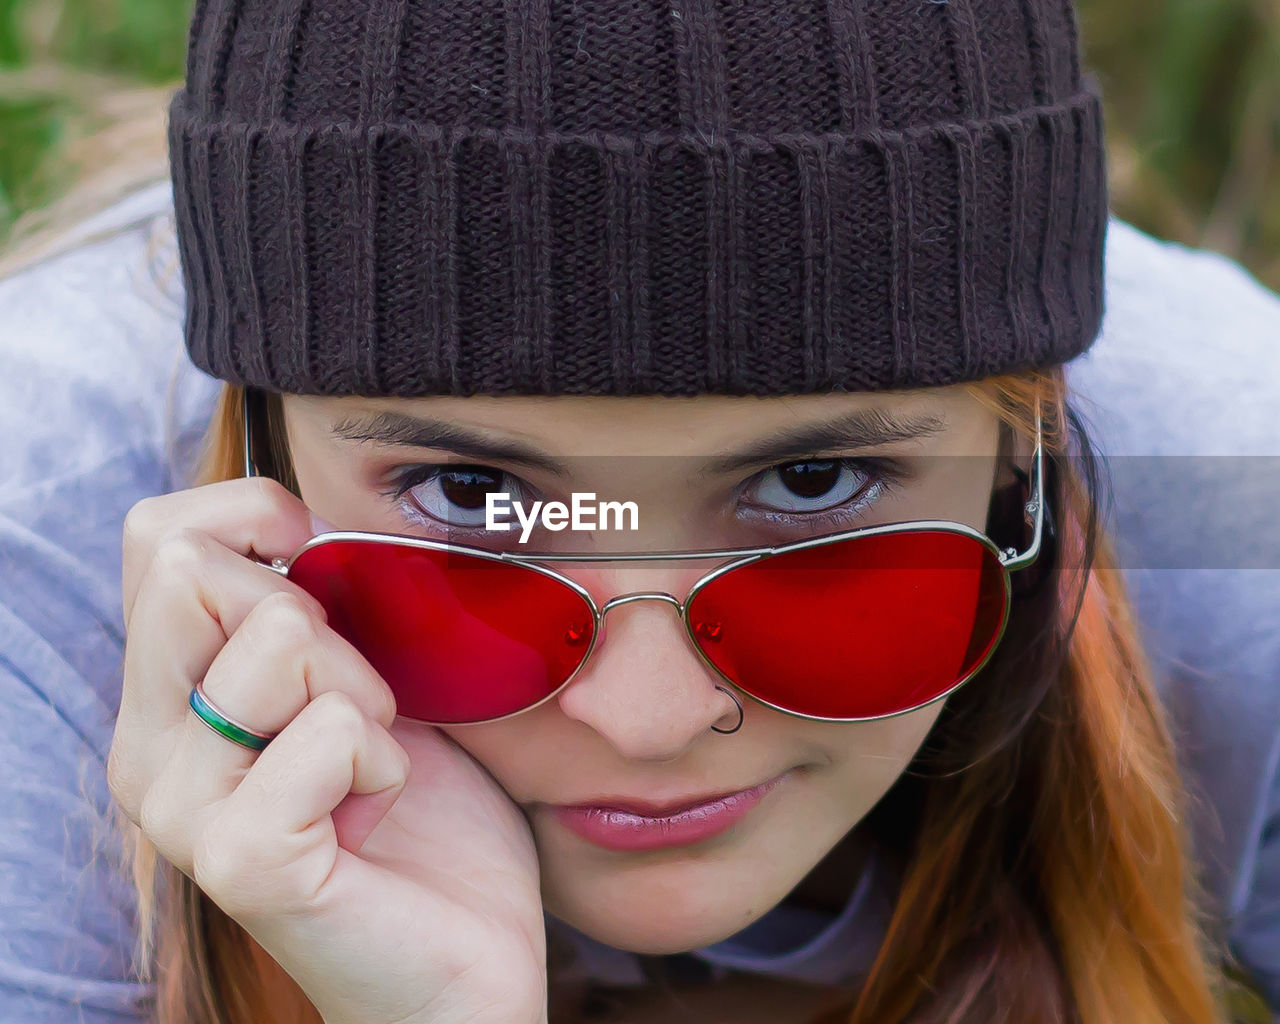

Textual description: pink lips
[549,772,790,852]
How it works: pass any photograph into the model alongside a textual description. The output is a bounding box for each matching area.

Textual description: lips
[548,771,792,852]
[561,780,776,817]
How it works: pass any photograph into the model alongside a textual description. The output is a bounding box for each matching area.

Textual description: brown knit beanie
[168,0,1108,398]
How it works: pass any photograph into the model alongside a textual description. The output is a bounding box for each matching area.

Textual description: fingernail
[308,511,337,536]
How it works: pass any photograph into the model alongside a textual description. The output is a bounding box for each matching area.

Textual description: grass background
[0,0,1276,286]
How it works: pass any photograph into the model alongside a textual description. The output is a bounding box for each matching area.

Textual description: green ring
[188,685,274,751]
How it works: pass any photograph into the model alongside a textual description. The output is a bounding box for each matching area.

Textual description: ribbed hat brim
[170,83,1106,397]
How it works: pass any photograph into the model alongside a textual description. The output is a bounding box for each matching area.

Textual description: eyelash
[377,457,907,536]
[376,466,506,537]
[737,458,906,532]
[741,457,904,529]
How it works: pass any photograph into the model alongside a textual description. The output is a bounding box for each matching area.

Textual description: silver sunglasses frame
[242,388,1048,727]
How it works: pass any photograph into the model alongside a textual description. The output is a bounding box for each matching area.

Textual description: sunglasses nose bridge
[598,591,685,619]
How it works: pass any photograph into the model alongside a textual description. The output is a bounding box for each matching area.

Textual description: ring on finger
[188,680,278,752]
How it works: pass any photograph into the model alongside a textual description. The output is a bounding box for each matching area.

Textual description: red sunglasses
[243,390,1049,727]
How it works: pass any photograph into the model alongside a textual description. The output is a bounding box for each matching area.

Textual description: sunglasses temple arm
[998,398,1047,573]
[243,387,262,480]
[242,387,297,581]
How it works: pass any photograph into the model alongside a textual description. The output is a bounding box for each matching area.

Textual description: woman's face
[281,385,1004,953]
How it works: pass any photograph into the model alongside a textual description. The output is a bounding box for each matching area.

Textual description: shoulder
[0,190,199,1019]
[0,179,222,525]
[1069,218,1279,456]
[0,184,220,758]
[1064,219,1280,926]
[0,181,198,495]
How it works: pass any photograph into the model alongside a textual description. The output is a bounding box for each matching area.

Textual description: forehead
[283,384,985,459]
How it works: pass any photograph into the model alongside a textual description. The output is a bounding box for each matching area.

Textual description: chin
[550,893,764,955]
[539,847,794,955]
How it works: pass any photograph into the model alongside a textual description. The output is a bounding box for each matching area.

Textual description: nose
[554,591,744,761]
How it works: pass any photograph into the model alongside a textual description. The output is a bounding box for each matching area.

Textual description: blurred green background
[0,0,1277,287]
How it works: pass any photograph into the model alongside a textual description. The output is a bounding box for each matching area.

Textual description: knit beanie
[168,0,1108,398]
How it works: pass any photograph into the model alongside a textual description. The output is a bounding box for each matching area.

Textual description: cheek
[819,700,947,797]
[433,721,543,803]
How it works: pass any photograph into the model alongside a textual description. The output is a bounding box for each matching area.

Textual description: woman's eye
[386,464,521,531]
[743,459,892,520]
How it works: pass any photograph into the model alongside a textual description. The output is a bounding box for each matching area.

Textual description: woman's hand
[107,477,548,1024]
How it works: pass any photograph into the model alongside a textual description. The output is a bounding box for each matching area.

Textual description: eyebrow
[330,412,571,474]
[703,407,947,473]
[329,406,946,475]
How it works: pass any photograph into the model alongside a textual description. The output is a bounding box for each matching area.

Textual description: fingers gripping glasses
[241,389,1050,728]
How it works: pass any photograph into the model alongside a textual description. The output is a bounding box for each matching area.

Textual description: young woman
[4,1,1279,1023]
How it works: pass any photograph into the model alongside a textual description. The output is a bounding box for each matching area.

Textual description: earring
[711,685,744,735]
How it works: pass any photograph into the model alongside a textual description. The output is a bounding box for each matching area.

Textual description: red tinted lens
[285,539,596,724]
[686,529,1008,720]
